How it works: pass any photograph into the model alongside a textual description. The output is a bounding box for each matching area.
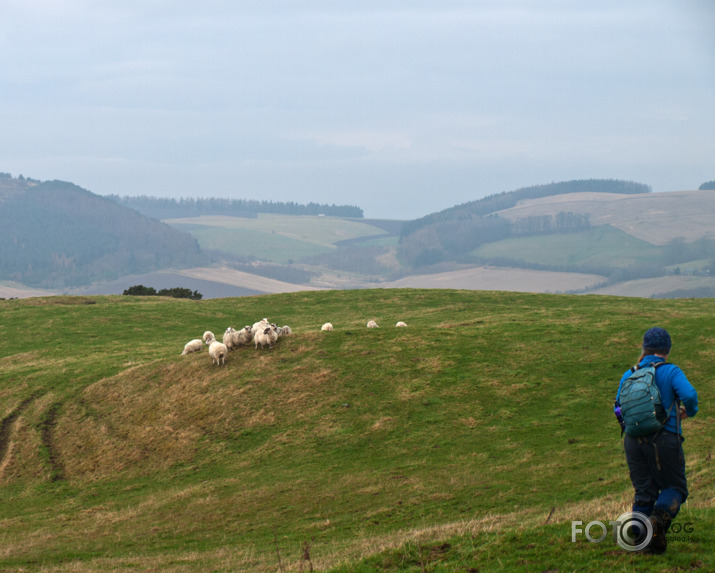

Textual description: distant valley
[2,174,714,299]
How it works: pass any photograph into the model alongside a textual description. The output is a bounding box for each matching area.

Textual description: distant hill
[3,172,714,299]
[0,176,203,288]
[389,181,715,297]
[399,178,650,240]
[396,179,712,269]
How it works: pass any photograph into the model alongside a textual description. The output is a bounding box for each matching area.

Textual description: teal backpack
[617,362,677,437]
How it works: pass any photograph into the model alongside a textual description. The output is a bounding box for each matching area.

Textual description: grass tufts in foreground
[0,289,712,571]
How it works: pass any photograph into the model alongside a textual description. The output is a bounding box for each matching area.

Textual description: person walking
[615,327,699,554]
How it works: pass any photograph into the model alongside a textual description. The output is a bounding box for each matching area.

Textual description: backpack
[617,362,676,437]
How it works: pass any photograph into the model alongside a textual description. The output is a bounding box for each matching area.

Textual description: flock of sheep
[182,318,407,366]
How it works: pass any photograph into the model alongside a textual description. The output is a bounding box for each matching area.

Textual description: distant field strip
[384,266,606,293]
[472,225,663,268]
[166,214,390,263]
[176,266,325,293]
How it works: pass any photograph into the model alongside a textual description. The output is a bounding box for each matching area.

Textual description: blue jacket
[616,355,698,434]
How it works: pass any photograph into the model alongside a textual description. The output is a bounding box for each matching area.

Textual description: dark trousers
[624,430,688,519]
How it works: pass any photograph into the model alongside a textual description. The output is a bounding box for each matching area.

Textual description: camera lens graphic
[615,511,653,552]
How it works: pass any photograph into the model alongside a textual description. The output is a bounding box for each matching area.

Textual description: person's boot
[645,508,672,554]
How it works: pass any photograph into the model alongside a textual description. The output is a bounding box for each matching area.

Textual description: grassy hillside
[1,291,713,571]
[472,225,664,269]
[166,214,392,264]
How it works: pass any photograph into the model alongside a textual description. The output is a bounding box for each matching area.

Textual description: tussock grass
[0,290,713,571]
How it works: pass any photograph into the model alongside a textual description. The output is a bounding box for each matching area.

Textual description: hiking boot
[645,509,672,554]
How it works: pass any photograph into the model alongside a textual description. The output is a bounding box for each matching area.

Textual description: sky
[1,1,713,220]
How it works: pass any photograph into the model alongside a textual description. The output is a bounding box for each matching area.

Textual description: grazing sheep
[321,322,333,331]
[202,331,215,343]
[367,320,379,328]
[278,325,292,336]
[395,321,407,327]
[254,325,278,349]
[181,339,203,355]
[204,334,228,366]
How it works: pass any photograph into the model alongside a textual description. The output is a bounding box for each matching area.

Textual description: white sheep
[254,325,278,349]
[204,333,228,366]
[321,322,333,331]
[181,339,203,355]
[251,318,270,336]
[224,325,253,350]
[236,325,253,346]
[202,331,215,344]
[395,321,407,327]
[223,327,238,350]
[367,320,379,328]
[278,325,292,336]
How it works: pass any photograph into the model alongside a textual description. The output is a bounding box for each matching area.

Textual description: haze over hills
[0,175,203,289]
[2,173,714,299]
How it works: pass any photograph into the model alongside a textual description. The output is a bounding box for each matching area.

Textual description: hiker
[615,327,699,554]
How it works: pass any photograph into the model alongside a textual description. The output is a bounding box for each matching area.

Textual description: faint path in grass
[0,395,38,478]
[39,402,65,482]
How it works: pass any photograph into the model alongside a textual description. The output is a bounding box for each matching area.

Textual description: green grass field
[167,214,390,264]
[0,290,712,571]
[472,225,664,269]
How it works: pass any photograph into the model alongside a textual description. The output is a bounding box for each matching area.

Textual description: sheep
[321,322,333,331]
[278,325,292,337]
[251,318,270,336]
[204,333,228,366]
[254,325,278,349]
[395,321,407,328]
[236,325,253,346]
[367,320,379,328]
[202,331,215,344]
[223,327,240,351]
[181,339,203,355]
[223,325,253,350]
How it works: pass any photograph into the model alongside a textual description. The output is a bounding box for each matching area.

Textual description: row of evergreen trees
[109,195,364,220]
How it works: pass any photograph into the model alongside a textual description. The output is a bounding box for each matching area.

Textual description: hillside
[3,173,715,299]
[0,176,203,288]
[1,291,713,571]
[494,189,715,246]
[390,182,715,298]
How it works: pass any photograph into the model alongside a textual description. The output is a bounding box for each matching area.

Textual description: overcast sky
[2,1,713,219]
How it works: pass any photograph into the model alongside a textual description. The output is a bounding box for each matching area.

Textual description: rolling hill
[493,189,715,246]
[155,184,715,299]
[2,174,715,299]
[0,177,203,289]
[1,290,713,571]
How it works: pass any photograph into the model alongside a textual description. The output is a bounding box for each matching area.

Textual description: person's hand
[679,405,688,420]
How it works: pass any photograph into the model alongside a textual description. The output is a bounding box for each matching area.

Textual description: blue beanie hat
[643,327,672,353]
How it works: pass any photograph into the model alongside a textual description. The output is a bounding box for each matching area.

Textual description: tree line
[123,285,203,299]
[109,195,364,220]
